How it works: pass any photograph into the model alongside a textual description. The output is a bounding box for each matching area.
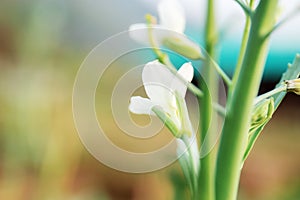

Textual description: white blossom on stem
[128,0,203,59]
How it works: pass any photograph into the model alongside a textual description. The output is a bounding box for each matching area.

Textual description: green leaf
[272,53,300,108]
[243,53,300,164]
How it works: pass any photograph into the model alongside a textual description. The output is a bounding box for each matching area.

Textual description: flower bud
[162,36,205,60]
[251,98,274,130]
[285,78,300,95]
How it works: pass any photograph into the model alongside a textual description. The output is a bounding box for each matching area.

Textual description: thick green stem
[215,1,278,200]
[197,0,217,200]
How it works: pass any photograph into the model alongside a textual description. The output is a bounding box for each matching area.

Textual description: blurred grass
[0,0,299,199]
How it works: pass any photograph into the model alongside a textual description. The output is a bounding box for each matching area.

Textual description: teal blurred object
[219,40,300,80]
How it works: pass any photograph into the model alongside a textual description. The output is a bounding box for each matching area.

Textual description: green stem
[235,0,253,17]
[230,0,254,96]
[211,59,232,87]
[254,86,286,105]
[213,103,226,117]
[216,1,279,200]
[197,0,217,200]
[182,135,199,198]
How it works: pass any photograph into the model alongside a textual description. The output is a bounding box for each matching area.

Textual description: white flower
[129,0,185,40]
[158,0,185,33]
[129,60,194,137]
[129,60,200,175]
[128,0,203,60]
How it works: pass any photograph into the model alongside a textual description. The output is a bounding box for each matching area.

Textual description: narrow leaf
[243,98,274,163]
[272,53,300,108]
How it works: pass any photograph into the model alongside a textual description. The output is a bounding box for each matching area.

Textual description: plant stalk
[215,1,279,200]
[230,0,254,96]
[197,0,217,199]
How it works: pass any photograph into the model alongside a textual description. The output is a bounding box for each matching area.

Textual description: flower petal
[158,0,185,33]
[178,62,194,82]
[142,60,175,110]
[129,96,155,115]
[171,62,194,98]
[128,23,150,44]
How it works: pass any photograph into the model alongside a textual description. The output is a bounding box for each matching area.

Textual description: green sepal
[162,36,205,60]
[250,98,274,130]
[176,142,194,197]
[152,105,181,138]
[174,91,192,137]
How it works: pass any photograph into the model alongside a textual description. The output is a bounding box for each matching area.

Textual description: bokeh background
[0,0,299,199]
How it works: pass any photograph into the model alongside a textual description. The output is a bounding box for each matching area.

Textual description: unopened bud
[285,78,300,95]
[251,98,274,130]
[163,36,205,60]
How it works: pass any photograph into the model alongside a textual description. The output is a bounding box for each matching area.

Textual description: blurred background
[0,0,299,199]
